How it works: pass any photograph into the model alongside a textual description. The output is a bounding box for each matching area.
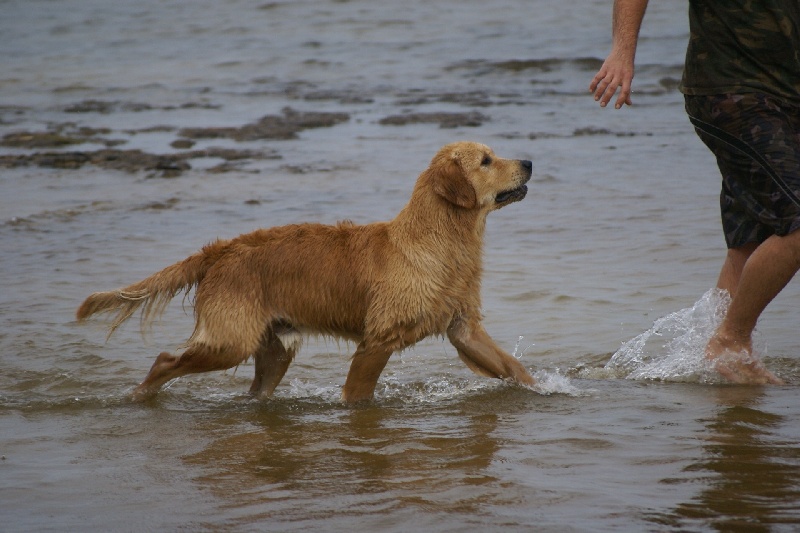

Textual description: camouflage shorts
[684,93,800,248]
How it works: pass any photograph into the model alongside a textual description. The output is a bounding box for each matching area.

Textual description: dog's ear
[431,155,477,209]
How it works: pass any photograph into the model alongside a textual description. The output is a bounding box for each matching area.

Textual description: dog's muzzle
[495,160,532,204]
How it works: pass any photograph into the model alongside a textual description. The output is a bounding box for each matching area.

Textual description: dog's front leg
[447,318,535,387]
[342,341,394,403]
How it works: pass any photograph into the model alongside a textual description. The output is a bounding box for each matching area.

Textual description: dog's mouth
[495,183,528,205]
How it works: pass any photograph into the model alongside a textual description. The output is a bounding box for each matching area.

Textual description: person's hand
[589,51,635,109]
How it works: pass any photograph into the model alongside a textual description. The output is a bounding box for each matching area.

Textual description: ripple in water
[281,371,583,405]
[603,289,766,383]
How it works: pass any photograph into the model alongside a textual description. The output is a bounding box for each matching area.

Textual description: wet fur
[77,141,536,402]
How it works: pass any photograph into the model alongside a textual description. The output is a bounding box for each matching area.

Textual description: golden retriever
[77,141,536,402]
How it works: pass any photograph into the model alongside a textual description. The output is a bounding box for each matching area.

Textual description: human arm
[589,0,650,109]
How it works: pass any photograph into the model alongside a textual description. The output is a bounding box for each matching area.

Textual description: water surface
[2,1,799,531]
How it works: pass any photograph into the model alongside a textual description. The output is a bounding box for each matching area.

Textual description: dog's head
[427,141,532,211]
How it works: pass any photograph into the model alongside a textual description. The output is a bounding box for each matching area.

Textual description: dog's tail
[76,239,230,338]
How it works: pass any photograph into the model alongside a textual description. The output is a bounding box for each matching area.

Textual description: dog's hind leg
[249,326,300,398]
[341,340,395,403]
[131,344,247,401]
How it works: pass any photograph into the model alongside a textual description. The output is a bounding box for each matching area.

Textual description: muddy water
[2,0,800,531]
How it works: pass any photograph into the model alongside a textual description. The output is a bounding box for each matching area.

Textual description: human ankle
[707,328,752,358]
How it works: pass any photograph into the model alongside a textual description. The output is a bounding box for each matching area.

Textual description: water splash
[284,378,343,403]
[604,289,765,383]
[510,336,584,395]
[512,335,536,359]
[283,376,486,405]
[281,371,583,405]
[532,369,586,396]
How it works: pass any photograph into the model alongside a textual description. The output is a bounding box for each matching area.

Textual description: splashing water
[532,369,586,396]
[282,371,584,405]
[268,336,581,404]
[514,336,584,395]
[604,289,766,383]
[512,335,529,359]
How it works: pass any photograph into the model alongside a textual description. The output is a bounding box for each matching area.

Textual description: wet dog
[77,141,536,402]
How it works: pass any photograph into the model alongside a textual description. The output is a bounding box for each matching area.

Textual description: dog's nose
[520,160,532,171]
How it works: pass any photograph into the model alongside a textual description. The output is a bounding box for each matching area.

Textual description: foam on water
[603,288,766,383]
[283,377,344,404]
[280,371,583,405]
[532,369,586,396]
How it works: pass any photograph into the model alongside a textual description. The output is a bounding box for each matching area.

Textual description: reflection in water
[183,397,505,529]
[657,388,800,530]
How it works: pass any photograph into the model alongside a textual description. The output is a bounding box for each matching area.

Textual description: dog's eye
[481,155,492,166]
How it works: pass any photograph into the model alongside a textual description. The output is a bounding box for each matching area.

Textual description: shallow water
[2,0,800,531]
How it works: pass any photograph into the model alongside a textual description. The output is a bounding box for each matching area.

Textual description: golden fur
[77,141,536,402]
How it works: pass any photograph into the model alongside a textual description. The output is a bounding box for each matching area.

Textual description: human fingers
[595,75,622,108]
[590,69,615,105]
[613,79,633,109]
[589,67,607,93]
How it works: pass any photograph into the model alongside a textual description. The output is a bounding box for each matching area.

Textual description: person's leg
[715,242,758,296]
[686,93,800,384]
[707,229,800,384]
[719,230,800,343]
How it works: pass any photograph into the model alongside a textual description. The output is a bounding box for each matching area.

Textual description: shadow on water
[649,387,800,531]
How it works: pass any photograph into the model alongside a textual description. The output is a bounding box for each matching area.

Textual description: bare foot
[706,334,784,385]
